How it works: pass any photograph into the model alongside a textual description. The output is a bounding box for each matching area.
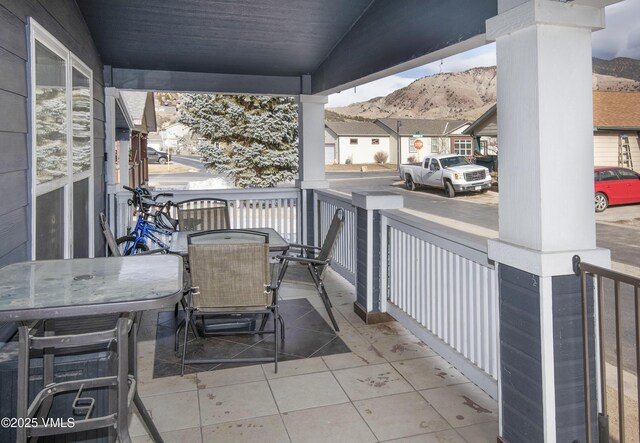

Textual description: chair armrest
[269,262,282,290]
[276,255,329,266]
[287,243,321,252]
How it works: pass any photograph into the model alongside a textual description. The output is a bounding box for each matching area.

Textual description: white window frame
[453,139,473,157]
[29,18,94,259]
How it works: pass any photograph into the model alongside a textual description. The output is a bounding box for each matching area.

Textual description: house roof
[325,121,388,137]
[119,91,157,133]
[376,118,468,136]
[593,91,640,130]
[462,104,497,135]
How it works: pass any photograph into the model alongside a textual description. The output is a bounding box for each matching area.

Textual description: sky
[327,0,640,108]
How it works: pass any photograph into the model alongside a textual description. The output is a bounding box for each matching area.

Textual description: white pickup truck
[399,154,491,197]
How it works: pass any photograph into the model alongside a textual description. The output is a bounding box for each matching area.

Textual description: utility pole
[396,120,402,171]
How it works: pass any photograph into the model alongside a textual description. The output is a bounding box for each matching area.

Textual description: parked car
[147,147,168,164]
[399,154,491,197]
[594,166,640,212]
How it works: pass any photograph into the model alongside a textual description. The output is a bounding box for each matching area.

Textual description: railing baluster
[597,275,607,418]
[636,285,640,441]
[581,270,592,443]
[615,280,624,442]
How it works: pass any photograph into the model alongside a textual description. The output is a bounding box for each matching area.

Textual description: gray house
[0,1,624,442]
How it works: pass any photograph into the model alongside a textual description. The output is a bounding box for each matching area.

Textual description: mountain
[593,57,640,83]
[328,58,640,122]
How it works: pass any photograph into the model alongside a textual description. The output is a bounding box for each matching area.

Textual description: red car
[594,166,640,212]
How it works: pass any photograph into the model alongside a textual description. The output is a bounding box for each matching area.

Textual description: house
[118,91,157,188]
[0,1,623,442]
[375,118,472,164]
[593,91,640,170]
[465,92,640,171]
[324,121,390,164]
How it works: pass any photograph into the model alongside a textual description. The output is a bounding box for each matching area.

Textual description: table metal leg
[16,324,29,443]
[116,317,132,443]
[133,392,164,443]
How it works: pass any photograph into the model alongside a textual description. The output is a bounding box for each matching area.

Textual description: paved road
[327,171,640,265]
[171,154,206,172]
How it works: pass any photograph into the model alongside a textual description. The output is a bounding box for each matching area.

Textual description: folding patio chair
[180,229,283,375]
[176,198,230,231]
[276,208,344,331]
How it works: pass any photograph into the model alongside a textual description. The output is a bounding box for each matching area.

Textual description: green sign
[412,132,423,138]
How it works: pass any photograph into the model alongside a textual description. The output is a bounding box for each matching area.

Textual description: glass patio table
[0,254,183,443]
[169,227,290,255]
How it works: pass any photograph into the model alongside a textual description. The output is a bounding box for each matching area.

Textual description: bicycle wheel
[114,236,149,256]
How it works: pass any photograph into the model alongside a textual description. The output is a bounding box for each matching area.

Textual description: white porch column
[486,1,612,442]
[296,94,329,244]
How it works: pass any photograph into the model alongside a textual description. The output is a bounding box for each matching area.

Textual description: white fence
[382,210,499,396]
[112,187,301,243]
[314,190,357,284]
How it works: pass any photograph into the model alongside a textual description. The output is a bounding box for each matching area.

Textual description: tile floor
[130,266,499,442]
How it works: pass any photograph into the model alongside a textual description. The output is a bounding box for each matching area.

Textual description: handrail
[574,254,640,443]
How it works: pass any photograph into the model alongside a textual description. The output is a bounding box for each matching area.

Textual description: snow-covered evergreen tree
[178,94,298,188]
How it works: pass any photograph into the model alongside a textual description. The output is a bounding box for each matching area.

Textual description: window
[349,138,358,144]
[617,168,639,180]
[371,138,380,145]
[453,139,473,156]
[595,169,619,182]
[30,19,94,259]
[431,137,448,153]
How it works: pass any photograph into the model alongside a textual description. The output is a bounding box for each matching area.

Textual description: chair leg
[307,265,340,331]
[273,304,279,374]
[258,313,269,332]
[174,319,185,352]
[181,309,191,376]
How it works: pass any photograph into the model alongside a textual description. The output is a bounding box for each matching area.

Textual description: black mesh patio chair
[179,229,284,375]
[176,198,230,231]
[276,208,344,331]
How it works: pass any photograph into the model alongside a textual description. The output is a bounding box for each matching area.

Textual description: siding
[0,0,105,264]
[499,264,544,443]
[593,131,640,171]
[553,274,597,443]
[338,136,390,164]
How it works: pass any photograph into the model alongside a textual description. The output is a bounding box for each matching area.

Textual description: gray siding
[355,208,381,312]
[498,264,544,443]
[356,207,367,309]
[553,274,597,443]
[0,0,105,264]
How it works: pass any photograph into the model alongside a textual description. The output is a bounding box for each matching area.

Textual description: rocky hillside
[328,58,640,122]
[593,57,640,82]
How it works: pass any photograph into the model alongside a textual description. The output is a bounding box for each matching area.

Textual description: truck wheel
[444,181,455,198]
[405,176,416,191]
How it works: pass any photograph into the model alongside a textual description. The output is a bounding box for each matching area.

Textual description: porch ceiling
[75,0,497,95]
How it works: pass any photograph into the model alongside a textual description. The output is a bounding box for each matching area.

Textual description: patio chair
[276,208,344,331]
[176,198,230,231]
[180,229,283,375]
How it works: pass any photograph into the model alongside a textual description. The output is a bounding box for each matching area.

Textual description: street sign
[412,133,424,138]
[414,139,423,151]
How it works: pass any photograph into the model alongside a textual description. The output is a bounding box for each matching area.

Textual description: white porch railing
[313,189,357,285]
[381,210,499,396]
[112,187,301,243]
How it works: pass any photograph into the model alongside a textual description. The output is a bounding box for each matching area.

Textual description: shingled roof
[376,118,468,136]
[593,91,640,130]
[325,121,388,136]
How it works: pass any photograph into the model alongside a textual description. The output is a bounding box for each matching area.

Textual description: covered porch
[0,0,627,441]
[129,253,499,442]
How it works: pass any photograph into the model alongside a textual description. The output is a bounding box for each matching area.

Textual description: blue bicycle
[114,186,178,255]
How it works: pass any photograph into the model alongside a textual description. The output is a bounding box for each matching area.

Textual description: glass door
[30,20,94,260]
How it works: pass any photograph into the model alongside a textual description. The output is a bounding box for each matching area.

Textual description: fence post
[351,191,403,324]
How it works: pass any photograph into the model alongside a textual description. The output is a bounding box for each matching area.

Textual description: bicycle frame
[121,214,173,255]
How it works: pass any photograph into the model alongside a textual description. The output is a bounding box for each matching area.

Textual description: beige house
[375,118,472,164]
[465,92,640,171]
[593,91,640,170]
